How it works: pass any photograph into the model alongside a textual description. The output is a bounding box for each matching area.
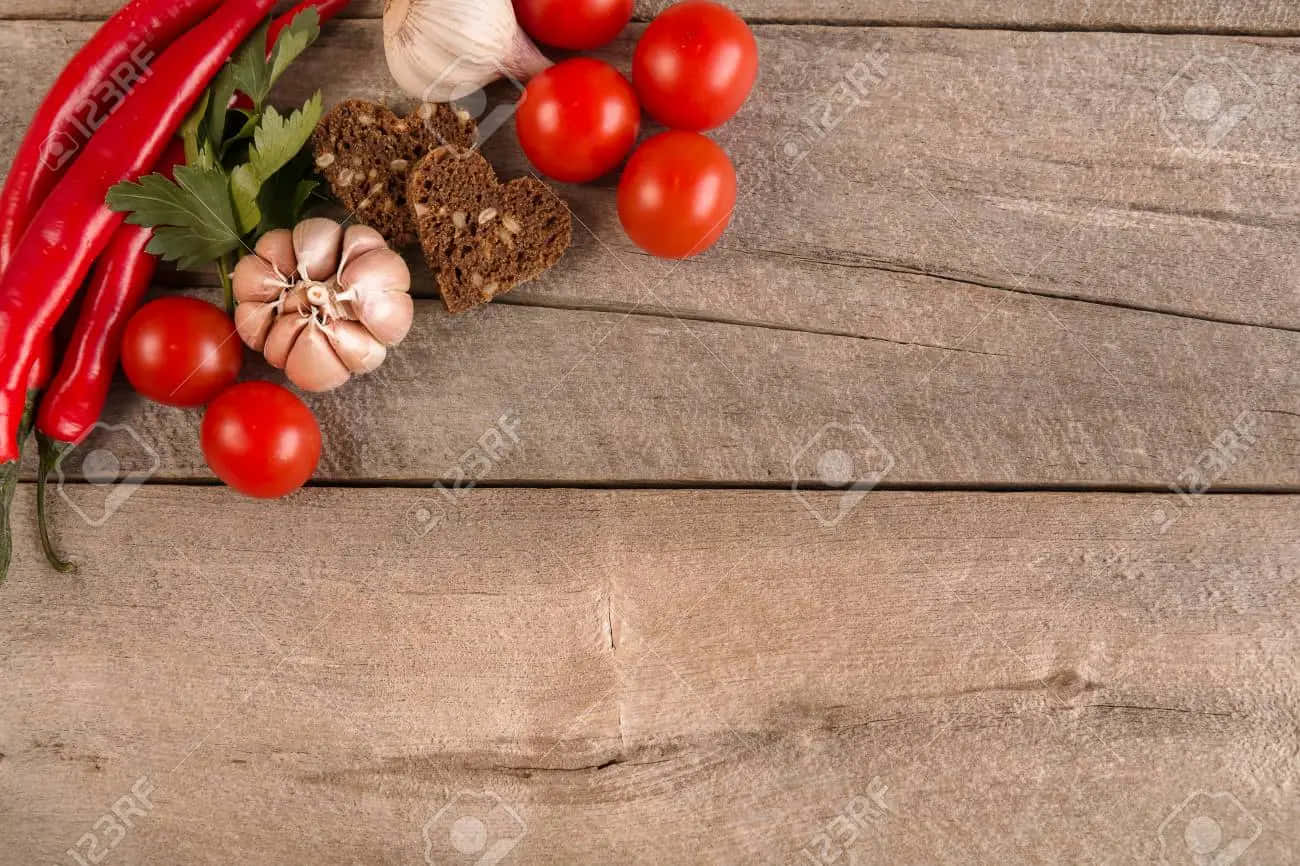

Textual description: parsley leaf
[106,164,243,270]
[229,19,273,109]
[230,92,323,233]
[268,10,321,90]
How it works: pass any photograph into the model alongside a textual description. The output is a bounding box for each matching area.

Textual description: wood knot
[1044,669,1099,700]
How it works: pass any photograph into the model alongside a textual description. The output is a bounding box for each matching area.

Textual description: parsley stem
[217,253,235,316]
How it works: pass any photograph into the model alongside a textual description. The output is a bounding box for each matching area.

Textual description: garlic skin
[383,0,552,103]
[232,218,413,393]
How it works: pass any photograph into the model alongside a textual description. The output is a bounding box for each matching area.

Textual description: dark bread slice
[312,100,477,247]
[409,147,572,315]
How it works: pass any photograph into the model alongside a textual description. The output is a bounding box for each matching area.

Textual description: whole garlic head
[233,219,414,392]
[383,0,551,102]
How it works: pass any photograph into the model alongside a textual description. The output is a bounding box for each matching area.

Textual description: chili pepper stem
[217,253,237,316]
[0,390,43,583]
[36,434,77,575]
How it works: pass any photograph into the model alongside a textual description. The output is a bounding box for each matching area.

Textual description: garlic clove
[383,0,552,103]
[356,290,415,347]
[339,225,389,273]
[234,301,277,352]
[326,320,388,374]
[255,229,297,278]
[286,324,353,392]
[339,247,412,299]
[264,313,311,369]
[292,218,344,281]
[233,254,288,303]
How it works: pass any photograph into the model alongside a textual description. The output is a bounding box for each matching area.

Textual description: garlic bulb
[383,0,551,102]
[233,220,414,393]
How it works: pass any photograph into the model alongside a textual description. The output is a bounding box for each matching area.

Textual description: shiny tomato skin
[634,1,758,131]
[121,297,243,407]
[617,131,737,259]
[200,382,322,499]
[513,0,633,50]
[517,58,641,183]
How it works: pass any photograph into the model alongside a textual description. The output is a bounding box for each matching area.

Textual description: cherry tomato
[633,1,759,131]
[513,0,633,50]
[516,58,641,183]
[200,382,321,499]
[121,297,243,407]
[617,131,736,259]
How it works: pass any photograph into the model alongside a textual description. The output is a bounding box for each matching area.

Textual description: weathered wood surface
[3,23,1298,333]
[2,6,1298,865]
[1,488,1296,864]
[4,0,1300,33]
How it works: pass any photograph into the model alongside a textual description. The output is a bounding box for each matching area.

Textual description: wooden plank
[3,23,1298,332]
[12,285,1300,488]
[2,0,1299,33]
[16,289,1300,488]
[2,487,1296,863]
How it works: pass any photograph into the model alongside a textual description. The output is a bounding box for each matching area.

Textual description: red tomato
[200,382,321,499]
[121,297,243,407]
[513,0,633,50]
[516,58,641,183]
[617,131,736,259]
[633,1,758,131]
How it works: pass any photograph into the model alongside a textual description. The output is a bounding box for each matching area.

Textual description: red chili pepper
[31,141,187,573]
[0,0,223,571]
[0,0,224,278]
[37,140,188,449]
[0,0,279,466]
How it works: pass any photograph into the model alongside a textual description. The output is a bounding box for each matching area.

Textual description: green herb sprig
[107,10,325,311]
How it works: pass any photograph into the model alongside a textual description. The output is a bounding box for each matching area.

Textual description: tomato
[200,382,321,499]
[633,1,759,131]
[121,297,243,407]
[618,131,736,259]
[516,58,640,183]
[513,0,633,50]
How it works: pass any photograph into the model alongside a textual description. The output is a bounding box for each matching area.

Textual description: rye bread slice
[409,147,572,315]
[312,100,478,247]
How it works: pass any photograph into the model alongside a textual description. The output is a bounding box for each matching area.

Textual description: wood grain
[2,0,1299,33]
[3,22,1298,333]
[1,487,1296,864]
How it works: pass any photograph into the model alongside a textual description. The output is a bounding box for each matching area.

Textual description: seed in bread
[312,100,478,247]
[409,147,572,315]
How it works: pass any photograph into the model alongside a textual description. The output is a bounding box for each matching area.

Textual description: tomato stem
[36,434,77,575]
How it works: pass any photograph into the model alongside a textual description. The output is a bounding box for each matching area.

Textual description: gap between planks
[21,480,1300,495]
[161,264,1300,341]
[2,8,1299,38]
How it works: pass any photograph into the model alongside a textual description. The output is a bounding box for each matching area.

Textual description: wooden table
[2,2,1298,864]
